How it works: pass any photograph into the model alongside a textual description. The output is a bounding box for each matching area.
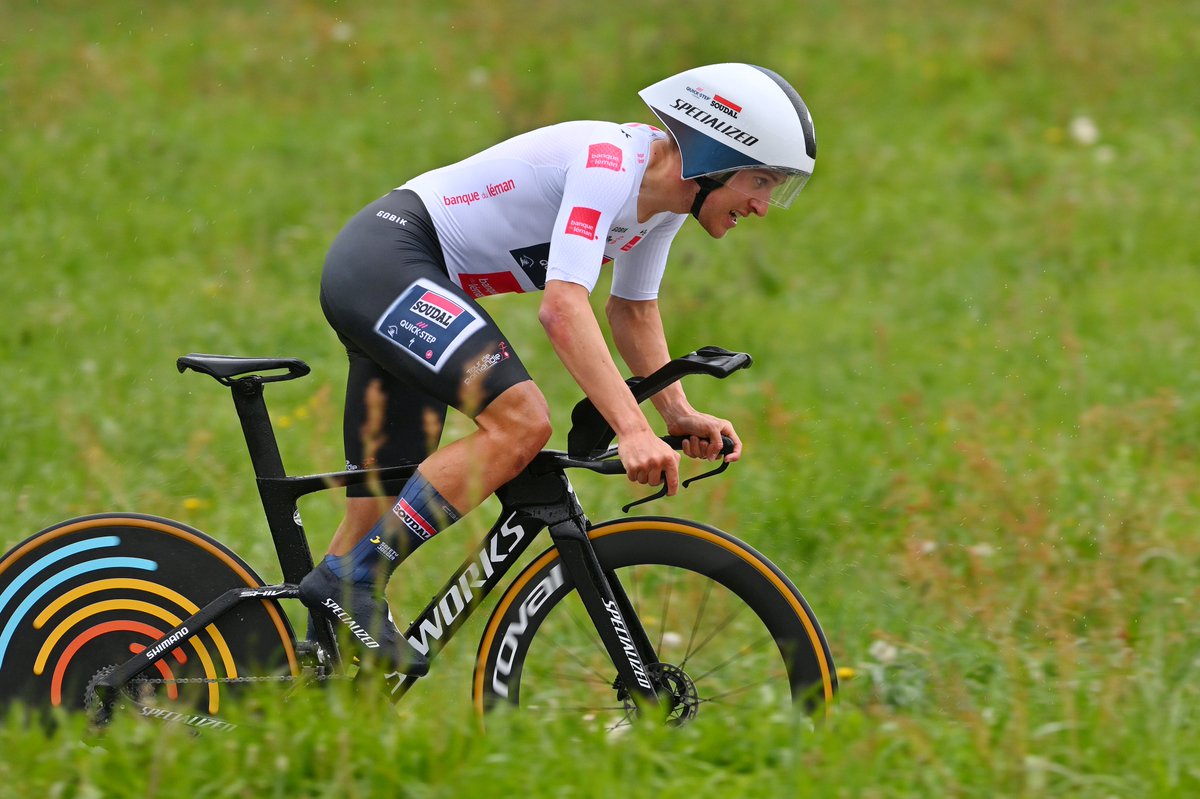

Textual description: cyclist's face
[723,169,786,203]
[694,170,778,239]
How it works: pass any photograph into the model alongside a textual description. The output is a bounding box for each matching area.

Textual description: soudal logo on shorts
[565,207,602,240]
[586,143,623,171]
[410,290,465,328]
[375,277,486,372]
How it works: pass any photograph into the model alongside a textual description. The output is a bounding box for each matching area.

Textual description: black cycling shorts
[320,190,532,496]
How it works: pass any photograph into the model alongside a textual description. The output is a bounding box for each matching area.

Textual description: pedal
[294,639,325,667]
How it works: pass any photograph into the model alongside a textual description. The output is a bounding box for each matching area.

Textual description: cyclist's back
[403,120,683,301]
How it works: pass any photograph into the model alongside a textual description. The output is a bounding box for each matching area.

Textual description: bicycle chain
[129,673,317,686]
[129,668,363,688]
[124,643,352,687]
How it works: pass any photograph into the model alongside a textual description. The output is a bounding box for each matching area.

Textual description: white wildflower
[868,639,898,664]
[1069,115,1099,146]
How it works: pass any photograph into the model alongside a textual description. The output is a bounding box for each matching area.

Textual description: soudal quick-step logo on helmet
[711,94,741,117]
[375,277,486,371]
[639,62,817,209]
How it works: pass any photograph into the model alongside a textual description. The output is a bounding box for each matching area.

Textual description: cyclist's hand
[618,429,681,495]
[666,411,743,463]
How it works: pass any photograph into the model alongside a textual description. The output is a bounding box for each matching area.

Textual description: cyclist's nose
[748,197,769,217]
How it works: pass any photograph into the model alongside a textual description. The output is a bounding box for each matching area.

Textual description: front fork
[547,519,661,708]
[500,469,662,709]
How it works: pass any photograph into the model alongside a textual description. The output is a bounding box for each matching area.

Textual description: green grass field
[2,1,1198,796]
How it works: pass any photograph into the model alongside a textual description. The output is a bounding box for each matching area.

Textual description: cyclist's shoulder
[565,119,666,156]
[429,121,658,178]
[546,121,665,187]
[511,120,660,160]
[513,120,605,151]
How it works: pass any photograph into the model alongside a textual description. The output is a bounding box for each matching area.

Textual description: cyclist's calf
[325,384,550,554]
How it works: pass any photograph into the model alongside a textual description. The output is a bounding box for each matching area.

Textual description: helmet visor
[713,167,812,209]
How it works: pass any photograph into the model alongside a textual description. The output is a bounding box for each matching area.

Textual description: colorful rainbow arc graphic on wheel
[0,518,298,714]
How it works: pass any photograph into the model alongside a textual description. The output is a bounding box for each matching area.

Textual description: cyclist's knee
[479,381,552,459]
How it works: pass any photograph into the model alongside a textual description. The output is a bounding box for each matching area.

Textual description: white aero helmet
[639,63,816,212]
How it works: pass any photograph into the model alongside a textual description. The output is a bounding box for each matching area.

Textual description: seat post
[228,377,321,585]
[229,378,287,479]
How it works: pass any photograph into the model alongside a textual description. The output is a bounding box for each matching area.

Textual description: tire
[0,513,298,720]
[473,517,836,727]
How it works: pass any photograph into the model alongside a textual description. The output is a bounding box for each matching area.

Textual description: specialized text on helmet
[669,99,759,146]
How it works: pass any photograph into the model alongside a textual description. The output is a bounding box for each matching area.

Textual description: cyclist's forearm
[605,296,692,423]
[540,281,654,437]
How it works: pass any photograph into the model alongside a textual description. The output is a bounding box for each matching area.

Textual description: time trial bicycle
[0,346,836,731]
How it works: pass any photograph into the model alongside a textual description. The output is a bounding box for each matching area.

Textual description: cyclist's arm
[606,296,742,462]
[539,280,681,492]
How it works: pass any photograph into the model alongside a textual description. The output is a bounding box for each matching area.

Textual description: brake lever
[621,435,736,512]
[620,464,727,513]
[621,482,670,514]
[682,458,729,488]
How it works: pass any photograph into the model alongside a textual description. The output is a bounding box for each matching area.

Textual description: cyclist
[299,63,817,672]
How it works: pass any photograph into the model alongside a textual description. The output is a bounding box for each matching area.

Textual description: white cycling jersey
[401,121,686,301]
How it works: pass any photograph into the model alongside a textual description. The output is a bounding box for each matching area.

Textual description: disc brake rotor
[617,662,700,726]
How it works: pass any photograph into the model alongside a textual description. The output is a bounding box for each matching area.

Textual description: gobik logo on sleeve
[374,277,486,371]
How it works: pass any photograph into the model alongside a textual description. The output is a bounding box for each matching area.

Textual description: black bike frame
[97,377,665,709]
[97,346,753,712]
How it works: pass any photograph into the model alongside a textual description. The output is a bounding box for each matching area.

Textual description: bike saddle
[177,354,311,385]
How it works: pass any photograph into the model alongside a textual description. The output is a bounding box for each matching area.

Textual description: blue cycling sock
[324,470,461,585]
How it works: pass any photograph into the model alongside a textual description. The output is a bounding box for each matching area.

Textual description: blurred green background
[2,1,1198,796]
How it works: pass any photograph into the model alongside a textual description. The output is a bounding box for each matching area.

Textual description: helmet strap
[690,176,725,220]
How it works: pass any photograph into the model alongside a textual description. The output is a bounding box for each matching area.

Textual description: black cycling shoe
[298,561,429,676]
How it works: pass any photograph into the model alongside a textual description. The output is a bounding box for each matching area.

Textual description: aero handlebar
[544,435,737,476]
[566,346,752,458]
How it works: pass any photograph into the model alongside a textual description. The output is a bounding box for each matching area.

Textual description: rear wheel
[473,517,835,728]
[0,514,298,721]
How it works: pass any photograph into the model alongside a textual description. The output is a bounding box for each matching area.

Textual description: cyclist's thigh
[321,191,534,489]
[353,270,531,417]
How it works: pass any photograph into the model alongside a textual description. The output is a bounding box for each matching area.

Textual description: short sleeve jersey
[400,121,686,301]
